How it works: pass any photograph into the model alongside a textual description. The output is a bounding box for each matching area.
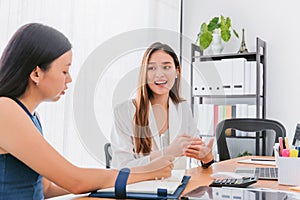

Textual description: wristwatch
[200,159,214,168]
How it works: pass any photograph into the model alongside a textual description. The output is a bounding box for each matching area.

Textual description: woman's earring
[175,75,178,79]
[36,82,39,86]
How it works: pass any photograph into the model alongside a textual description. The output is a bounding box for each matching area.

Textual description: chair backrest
[216,118,286,161]
[104,142,112,169]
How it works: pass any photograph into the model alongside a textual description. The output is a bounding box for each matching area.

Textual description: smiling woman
[111,42,215,170]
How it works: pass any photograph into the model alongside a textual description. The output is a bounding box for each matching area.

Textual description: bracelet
[200,159,214,169]
[115,168,130,198]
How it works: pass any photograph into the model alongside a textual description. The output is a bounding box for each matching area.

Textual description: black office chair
[216,118,286,161]
[104,142,112,169]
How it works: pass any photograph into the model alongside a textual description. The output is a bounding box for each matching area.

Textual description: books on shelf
[195,104,259,137]
[197,104,214,136]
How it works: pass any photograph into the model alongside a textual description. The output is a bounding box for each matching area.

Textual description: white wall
[0,0,181,167]
[183,0,300,140]
[4,0,296,166]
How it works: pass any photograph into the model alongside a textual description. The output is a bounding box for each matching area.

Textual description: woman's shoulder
[0,97,24,126]
[113,99,136,116]
[114,99,135,110]
[0,96,17,109]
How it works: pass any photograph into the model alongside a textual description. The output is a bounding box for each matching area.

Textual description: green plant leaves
[199,31,212,50]
[198,15,239,50]
[220,16,231,42]
[221,28,231,42]
[199,23,213,50]
[207,17,220,32]
[233,29,239,38]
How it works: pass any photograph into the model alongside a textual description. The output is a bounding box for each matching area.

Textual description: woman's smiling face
[146,50,178,97]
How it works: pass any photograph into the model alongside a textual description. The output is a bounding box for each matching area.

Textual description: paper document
[237,158,276,166]
[98,170,185,194]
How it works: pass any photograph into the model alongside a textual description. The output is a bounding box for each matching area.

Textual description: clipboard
[88,168,191,199]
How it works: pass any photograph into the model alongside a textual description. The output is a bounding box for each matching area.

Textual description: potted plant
[198,16,239,51]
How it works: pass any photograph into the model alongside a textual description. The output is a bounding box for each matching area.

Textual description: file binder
[216,59,232,95]
[231,58,246,95]
[89,168,191,199]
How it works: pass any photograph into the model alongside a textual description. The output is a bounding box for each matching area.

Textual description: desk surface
[50,156,295,200]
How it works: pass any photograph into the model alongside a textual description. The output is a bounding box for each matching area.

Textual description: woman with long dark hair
[0,24,173,200]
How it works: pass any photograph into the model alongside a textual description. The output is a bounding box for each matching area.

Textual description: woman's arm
[0,98,173,195]
[111,102,152,168]
[43,178,69,198]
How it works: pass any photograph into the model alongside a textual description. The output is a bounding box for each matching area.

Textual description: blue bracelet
[114,168,130,198]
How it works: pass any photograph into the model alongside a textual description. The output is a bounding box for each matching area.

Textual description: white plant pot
[211,33,224,54]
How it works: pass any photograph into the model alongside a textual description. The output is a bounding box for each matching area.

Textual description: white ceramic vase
[211,33,224,54]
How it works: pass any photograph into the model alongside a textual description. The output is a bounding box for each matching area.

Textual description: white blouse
[110,99,198,169]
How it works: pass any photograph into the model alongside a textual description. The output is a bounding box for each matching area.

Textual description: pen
[285,137,290,149]
[279,137,284,156]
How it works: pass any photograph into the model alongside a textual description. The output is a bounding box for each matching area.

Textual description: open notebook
[97,170,185,194]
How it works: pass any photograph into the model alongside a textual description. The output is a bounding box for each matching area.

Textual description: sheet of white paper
[237,158,276,166]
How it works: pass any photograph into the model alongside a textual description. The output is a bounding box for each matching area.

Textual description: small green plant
[237,151,252,157]
[198,16,239,50]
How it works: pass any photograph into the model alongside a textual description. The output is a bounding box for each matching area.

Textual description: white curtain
[0,0,181,167]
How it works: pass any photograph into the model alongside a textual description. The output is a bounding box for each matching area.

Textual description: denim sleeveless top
[0,97,44,200]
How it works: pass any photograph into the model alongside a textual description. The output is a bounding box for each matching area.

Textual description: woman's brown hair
[133,42,184,154]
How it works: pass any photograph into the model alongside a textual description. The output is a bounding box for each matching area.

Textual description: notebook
[89,170,190,199]
[235,167,278,180]
[97,170,185,194]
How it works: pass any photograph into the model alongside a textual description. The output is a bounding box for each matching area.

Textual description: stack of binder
[193,58,261,96]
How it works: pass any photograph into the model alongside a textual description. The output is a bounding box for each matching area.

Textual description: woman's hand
[132,155,174,180]
[165,134,193,157]
[184,138,214,163]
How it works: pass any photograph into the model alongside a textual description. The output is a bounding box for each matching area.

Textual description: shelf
[192,95,263,98]
[190,37,267,156]
[193,52,264,62]
[226,136,263,139]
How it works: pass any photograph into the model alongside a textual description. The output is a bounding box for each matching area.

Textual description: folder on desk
[89,173,190,199]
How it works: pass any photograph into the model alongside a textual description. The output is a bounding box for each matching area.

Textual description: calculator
[209,176,258,188]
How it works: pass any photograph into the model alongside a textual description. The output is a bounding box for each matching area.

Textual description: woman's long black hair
[0,23,72,97]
